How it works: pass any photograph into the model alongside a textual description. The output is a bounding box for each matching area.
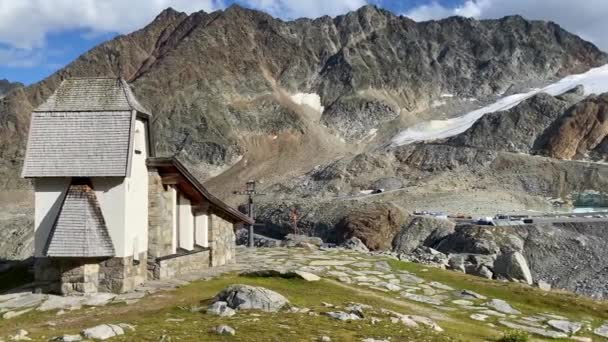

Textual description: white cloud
[0,0,368,69]
[0,0,224,50]
[242,0,367,19]
[404,0,608,51]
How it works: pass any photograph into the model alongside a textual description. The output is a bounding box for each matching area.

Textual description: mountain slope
[0,5,606,193]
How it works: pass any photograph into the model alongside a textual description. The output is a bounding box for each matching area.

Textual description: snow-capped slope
[391,64,608,146]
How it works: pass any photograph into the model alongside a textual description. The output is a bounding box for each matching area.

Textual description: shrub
[498,330,529,342]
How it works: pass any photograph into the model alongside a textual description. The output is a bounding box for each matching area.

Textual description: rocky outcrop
[392,216,455,254]
[395,221,608,298]
[334,202,407,250]
[0,79,22,97]
[494,252,533,285]
[213,284,289,312]
[541,93,608,159]
[446,92,579,154]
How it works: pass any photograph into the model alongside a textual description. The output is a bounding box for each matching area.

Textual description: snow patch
[391,64,608,146]
[431,100,447,108]
[291,92,324,114]
[440,93,454,98]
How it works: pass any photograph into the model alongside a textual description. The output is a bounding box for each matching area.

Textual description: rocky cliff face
[0,5,606,192]
[0,79,22,97]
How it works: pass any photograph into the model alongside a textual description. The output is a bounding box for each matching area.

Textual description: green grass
[388,259,608,323]
[0,276,461,342]
[2,256,607,341]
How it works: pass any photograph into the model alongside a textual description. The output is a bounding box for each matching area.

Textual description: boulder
[537,279,552,291]
[282,234,323,248]
[447,254,466,273]
[207,301,236,317]
[214,325,236,336]
[594,322,608,337]
[81,324,125,340]
[293,270,321,282]
[406,246,449,267]
[466,265,493,279]
[213,284,289,312]
[392,216,455,254]
[434,225,500,255]
[334,202,407,250]
[236,229,281,247]
[547,319,583,334]
[325,311,361,321]
[494,252,533,285]
[340,237,369,252]
[485,299,521,315]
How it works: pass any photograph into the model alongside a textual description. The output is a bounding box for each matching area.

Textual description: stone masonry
[147,171,174,258]
[209,213,236,267]
[34,252,147,295]
[150,250,210,279]
[98,252,147,293]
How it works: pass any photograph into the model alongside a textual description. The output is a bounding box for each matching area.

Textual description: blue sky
[0,0,605,85]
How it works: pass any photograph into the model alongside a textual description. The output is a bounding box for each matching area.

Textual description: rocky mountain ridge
[0,5,606,192]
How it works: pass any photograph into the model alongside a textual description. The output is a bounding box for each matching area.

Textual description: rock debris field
[1,246,608,341]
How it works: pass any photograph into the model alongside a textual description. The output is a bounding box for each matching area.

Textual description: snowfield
[290,92,324,114]
[391,64,608,146]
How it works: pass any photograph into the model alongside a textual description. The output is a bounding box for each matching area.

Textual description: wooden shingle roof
[147,157,254,225]
[35,78,151,115]
[45,183,115,257]
[22,77,151,178]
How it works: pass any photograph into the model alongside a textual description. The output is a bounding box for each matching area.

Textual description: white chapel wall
[33,178,71,257]
[124,118,150,258]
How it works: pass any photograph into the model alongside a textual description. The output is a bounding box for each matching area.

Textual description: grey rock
[447,254,466,273]
[400,292,443,305]
[38,296,83,312]
[341,237,369,252]
[325,311,361,321]
[485,299,521,315]
[214,325,236,336]
[468,265,493,279]
[374,261,391,272]
[319,336,331,342]
[213,284,289,312]
[537,280,552,291]
[207,301,236,317]
[2,308,32,319]
[547,319,582,334]
[499,320,568,339]
[283,234,323,248]
[10,329,31,341]
[458,290,487,300]
[594,322,608,337]
[0,293,45,309]
[470,314,489,321]
[392,216,455,254]
[81,324,125,340]
[494,252,533,285]
[409,315,443,332]
[293,270,321,282]
[398,273,425,284]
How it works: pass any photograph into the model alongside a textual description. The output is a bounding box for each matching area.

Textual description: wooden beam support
[160,173,182,185]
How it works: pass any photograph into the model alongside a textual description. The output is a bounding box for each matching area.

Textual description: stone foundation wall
[209,213,236,267]
[148,170,174,258]
[149,249,210,280]
[34,252,147,294]
[98,252,147,293]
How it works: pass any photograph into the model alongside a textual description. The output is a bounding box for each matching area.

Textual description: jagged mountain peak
[0,5,607,192]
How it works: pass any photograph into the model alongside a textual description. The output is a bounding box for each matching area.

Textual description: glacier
[391,64,608,146]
